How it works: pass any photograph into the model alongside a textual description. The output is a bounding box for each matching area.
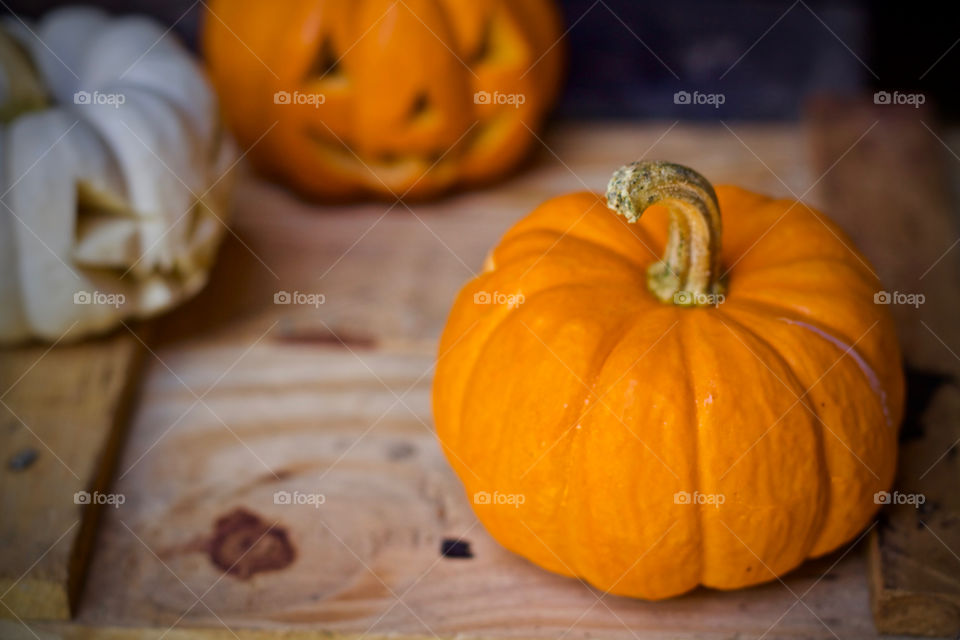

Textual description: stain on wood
[274,320,378,349]
[6,447,38,471]
[387,442,416,461]
[439,538,473,559]
[209,508,295,579]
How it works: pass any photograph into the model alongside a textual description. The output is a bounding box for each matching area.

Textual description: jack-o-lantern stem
[606,161,723,306]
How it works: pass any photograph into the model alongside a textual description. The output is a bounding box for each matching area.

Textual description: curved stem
[606,161,723,306]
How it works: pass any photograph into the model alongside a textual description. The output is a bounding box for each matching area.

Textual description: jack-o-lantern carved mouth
[305,127,445,169]
[301,110,515,192]
[302,103,521,165]
[300,126,457,195]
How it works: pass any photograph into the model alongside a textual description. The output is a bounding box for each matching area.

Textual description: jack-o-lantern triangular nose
[352,0,471,156]
[308,37,341,80]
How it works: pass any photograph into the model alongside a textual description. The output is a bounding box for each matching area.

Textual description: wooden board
[4,116,955,639]
[75,346,879,639]
[809,99,960,636]
[0,331,144,620]
[72,122,887,640]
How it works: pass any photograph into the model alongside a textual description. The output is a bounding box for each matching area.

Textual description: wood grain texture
[0,332,144,620]
[75,344,881,639]
[44,122,909,640]
[809,98,960,637]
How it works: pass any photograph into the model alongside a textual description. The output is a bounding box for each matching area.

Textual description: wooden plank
[77,344,880,639]
[1,621,436,640]
[809,98,960,636]
[0,331,144,620]
[59,123,903,639]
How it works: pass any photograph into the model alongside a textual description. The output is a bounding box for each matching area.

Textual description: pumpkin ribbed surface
[433,177,903,599]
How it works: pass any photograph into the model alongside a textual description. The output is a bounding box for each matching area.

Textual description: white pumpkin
[0,6,236,344]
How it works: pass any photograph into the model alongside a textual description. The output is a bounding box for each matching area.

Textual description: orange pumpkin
[433,161,903,599]
[202,0,565,200]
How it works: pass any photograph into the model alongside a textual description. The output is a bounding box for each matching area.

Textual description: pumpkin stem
[605,161,723,306]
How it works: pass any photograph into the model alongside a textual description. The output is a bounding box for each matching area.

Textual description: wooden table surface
[3,106,959,639]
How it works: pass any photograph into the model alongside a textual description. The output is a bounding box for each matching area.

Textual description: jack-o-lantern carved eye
[471,20,493,65]
[469,14,526,69]
[409,92,430,120]
[308,37,342,80]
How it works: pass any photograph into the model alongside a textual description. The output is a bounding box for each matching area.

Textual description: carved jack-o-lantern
[0,7,235,344]
[203,0,565,200]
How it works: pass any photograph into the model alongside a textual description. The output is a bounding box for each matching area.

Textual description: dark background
[5,0,955,120]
